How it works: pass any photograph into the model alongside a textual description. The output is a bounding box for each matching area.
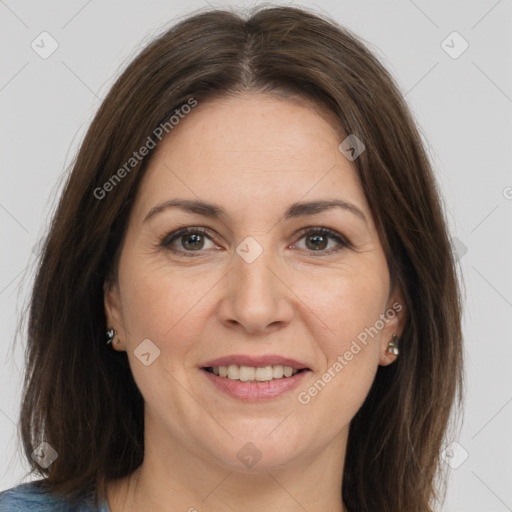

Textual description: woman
[0,5,463,511]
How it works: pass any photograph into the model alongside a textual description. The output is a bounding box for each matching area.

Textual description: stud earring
[387,333,399,355]
[106,328,120,346]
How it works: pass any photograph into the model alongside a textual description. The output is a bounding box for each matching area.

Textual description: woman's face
[105,93,404,472]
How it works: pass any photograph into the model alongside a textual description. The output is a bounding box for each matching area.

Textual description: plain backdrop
[1,1,511,510]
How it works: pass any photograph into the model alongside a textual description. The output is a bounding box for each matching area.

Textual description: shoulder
[0,480,110,512]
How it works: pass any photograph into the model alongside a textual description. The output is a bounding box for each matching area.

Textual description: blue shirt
[0,480,111,511]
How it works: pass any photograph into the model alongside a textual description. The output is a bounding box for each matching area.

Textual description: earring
[387,333,399,355]
[106,328,120,346]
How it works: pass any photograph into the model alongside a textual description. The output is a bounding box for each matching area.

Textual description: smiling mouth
[202,365,309,382]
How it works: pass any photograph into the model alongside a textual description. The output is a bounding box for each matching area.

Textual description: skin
[104,93,405,512]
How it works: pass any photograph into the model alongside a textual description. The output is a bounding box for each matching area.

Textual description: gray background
[1,0,511,510]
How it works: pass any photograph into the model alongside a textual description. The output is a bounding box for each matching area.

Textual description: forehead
[131,93,370,223]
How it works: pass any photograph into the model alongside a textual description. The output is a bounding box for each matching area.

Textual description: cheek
[293,262,387,415]
[295,273,384,428]
[119,259,218,358]
[300,262,389,343]
[117,263,211,411]
[299,265,387,417]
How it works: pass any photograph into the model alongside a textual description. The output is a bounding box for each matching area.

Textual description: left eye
[292,228,350,254]
[160,227,350,256]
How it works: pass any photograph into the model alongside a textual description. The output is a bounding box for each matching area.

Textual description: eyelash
[159,226,351,258]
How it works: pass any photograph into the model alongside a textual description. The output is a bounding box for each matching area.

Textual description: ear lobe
[379,286,407,366]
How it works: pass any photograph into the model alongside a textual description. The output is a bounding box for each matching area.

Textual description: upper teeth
[211,364,300,381]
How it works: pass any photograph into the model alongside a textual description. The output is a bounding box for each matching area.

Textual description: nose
[217,244,294,335]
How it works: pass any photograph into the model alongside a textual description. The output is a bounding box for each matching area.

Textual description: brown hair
[17,5,464,511]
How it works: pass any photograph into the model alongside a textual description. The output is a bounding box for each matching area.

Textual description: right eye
[160,227,219,256]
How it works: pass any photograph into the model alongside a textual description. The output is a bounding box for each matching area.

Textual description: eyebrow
[143,198,367,224]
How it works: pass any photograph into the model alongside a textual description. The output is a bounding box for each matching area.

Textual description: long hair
[17,5,464,511]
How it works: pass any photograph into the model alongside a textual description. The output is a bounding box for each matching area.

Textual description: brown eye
[293,227,351,255]
[161,227,216,256]
[305,232,329,251]
[181,232,205,251]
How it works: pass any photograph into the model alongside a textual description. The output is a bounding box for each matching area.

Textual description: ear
[378,283,407,366]
[104,276,126,351]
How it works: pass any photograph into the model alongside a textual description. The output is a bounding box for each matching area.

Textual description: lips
[200,363,311,401]
[200,354,311,370]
